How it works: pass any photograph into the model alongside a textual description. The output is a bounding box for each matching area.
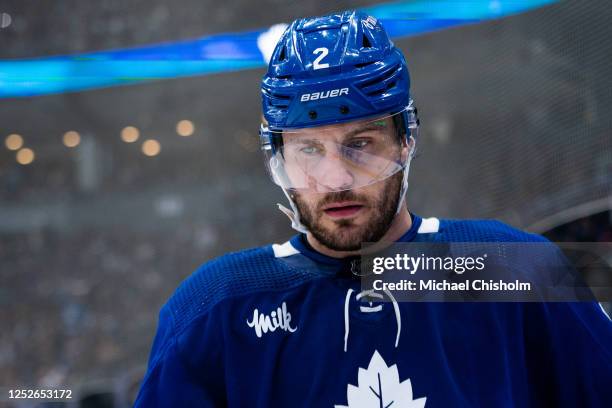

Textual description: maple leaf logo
[335,350,426,408]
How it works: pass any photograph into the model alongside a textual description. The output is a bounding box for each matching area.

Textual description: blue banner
[0,0,557,98]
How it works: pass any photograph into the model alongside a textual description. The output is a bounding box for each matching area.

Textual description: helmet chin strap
[277,141,416,234]
[277,188,309,234]
[396,137,416,216]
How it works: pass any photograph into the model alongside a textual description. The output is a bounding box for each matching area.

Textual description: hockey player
[135,11,612,407]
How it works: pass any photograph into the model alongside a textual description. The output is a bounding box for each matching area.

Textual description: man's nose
[314,153,355,191]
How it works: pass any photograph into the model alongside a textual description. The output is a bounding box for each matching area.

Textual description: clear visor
[261,107,417,193]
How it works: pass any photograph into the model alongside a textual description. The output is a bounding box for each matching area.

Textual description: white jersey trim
[272,241,300,258]
[418,217,440,234]
[274,216,439,258]
[599,302,611,321]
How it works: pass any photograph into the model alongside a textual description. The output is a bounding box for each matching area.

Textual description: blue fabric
[134,215,612,407]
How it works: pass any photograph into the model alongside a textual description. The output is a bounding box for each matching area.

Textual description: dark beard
[293,172,403,251]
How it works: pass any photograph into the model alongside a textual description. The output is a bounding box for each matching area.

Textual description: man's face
[283,115,409,251]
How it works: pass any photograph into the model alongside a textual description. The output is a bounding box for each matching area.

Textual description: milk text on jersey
[246,302,297,338]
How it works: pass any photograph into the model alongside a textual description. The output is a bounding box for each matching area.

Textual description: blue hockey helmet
[259,10,419,233]
[261,10,413,129]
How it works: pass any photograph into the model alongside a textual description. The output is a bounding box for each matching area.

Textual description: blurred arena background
[0,0,610,406]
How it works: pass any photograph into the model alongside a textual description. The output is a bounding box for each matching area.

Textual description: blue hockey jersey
[134,215,612,407]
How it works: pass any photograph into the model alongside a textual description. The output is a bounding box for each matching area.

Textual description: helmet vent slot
[357,63,400,96]
[361,33,372,48]
[278,46,287,62]
[355,61,375,68]
[266,91,291,108]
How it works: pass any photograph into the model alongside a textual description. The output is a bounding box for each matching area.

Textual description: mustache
[316,190,368,210]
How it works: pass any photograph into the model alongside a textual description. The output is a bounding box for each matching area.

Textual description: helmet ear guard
[392,101,419,143]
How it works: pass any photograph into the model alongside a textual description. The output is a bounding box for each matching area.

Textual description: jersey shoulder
[166,244,319,335]
[435,217,548,243]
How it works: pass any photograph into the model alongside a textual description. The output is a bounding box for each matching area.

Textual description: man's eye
[348,140,369,149]
[300,146,320,155]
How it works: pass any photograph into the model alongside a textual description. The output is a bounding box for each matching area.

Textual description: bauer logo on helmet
[300,88,349,102]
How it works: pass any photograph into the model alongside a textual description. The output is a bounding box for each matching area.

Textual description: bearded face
[273,113,412,251]
[292,170,403,251]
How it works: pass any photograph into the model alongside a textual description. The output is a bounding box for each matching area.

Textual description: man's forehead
[285,114,393,137]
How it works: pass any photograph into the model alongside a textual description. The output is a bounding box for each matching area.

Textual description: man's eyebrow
[285,122,388,142]
[285,135,323,144]
[344,122,388,138]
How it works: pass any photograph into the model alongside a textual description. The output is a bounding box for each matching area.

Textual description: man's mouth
[321,202,365,218]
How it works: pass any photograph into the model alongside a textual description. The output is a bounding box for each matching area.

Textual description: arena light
[5,133,23,151]
[121,126,140,143]
[16,147,35,165]
[63,131,81,148]
[0,13,10,29]
[176,120,194,137]
[142,139,161,157]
